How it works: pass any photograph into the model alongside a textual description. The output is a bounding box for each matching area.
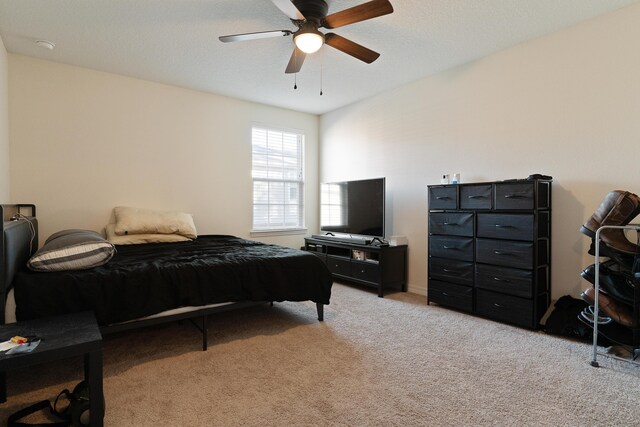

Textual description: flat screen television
[320,177,385,238]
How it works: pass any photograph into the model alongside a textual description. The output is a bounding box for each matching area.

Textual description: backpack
[544,295,589,338]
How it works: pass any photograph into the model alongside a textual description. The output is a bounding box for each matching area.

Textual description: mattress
[12,235,332,325]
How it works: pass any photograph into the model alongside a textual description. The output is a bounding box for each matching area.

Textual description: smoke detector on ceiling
[35,40,55,50]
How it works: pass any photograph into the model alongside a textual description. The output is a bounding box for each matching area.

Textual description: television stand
[304,237,407,297]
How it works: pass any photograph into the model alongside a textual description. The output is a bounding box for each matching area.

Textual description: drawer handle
[467,195,485,199]
[442,292,449,297]
[494,224,513,228]
[493,303,506,308]
[443,246,458,250]
[442,268,451,272]
[360,269,366,273]
[493,250,512,256]
[441,222,458,226]
[493,277,511,282]
[435,196,450,200]
[504,193,528,199]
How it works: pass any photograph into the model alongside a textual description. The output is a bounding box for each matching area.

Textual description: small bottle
[452,173,460,184]
[440,174,449,185]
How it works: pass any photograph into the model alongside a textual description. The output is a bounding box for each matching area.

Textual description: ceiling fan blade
[322,0,393,29]
[219,30,292,43]
[271,0,305,20]
[285,47,306,74]
[324,33,380,63]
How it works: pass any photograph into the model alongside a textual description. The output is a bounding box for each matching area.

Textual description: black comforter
[13,235,332,325]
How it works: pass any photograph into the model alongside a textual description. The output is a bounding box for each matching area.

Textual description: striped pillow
[28,229,115,272]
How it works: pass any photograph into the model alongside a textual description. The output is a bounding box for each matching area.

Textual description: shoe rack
[589,224,640,368]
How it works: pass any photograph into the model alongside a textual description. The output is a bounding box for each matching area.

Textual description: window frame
[250,124,307,236]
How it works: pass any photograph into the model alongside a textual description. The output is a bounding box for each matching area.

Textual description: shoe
[578,314,634,347]
[579,306,612,325]
[580,263,636,306]
[580,190,640,255]
[580,287,637,328]
[587,240,635,266]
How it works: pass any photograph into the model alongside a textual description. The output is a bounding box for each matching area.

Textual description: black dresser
[427,179,551,329]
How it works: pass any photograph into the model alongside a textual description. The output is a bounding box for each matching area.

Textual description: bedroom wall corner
[0,35,10,202]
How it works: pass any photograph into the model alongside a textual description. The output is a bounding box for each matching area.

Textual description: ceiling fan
[219,0,394,74]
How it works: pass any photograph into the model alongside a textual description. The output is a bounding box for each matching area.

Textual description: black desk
[0,311,104,426]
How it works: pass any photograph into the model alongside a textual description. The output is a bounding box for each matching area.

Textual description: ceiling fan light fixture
[294,30,324,54]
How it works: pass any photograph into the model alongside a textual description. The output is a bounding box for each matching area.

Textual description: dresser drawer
[327,256,351,276]
[429,236,474,262]
[351,261,380,283]
[476,289,534,328]
[494,182,535,210]
[429,212,474,237]
[428,280,473,312]
[428,186,457,210]
[477,214,534,241]
[429,257,474,286]
[476,238,533,269]
[475,264,533,298]
[460,184,492,210]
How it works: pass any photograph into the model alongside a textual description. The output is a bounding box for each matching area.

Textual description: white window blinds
[252,126,304,230]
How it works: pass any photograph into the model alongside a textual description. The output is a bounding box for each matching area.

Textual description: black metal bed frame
[102,299,323,351]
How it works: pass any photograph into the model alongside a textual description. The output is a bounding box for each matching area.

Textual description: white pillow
[113,206,197,239]
[105,223,190,245]
[28,229,115,272]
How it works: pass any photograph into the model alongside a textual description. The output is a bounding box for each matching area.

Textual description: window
[252,126,305,231]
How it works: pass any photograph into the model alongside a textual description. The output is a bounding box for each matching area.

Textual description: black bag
[544,296,591,339]
[7,381,91,427]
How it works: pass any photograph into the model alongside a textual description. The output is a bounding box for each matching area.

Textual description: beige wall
[0,36,9,201]
[320,4,640,299]
[8,55,319,248]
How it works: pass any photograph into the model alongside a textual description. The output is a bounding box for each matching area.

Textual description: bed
[1,204,333,350]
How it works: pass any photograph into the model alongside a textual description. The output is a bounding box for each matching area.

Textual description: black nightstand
[0,311,104,426]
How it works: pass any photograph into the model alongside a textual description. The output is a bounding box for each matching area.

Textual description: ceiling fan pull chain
[320,49,323,96]
[293,47,298,89]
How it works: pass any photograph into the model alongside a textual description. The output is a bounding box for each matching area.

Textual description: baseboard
[406,283,426,296]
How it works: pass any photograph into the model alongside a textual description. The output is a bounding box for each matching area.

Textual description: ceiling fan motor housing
[292,0,328,26]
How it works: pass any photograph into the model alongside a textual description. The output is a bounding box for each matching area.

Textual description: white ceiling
[1,0,638,115]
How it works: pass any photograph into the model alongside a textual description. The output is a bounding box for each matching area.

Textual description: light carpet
[1,282,638,426]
